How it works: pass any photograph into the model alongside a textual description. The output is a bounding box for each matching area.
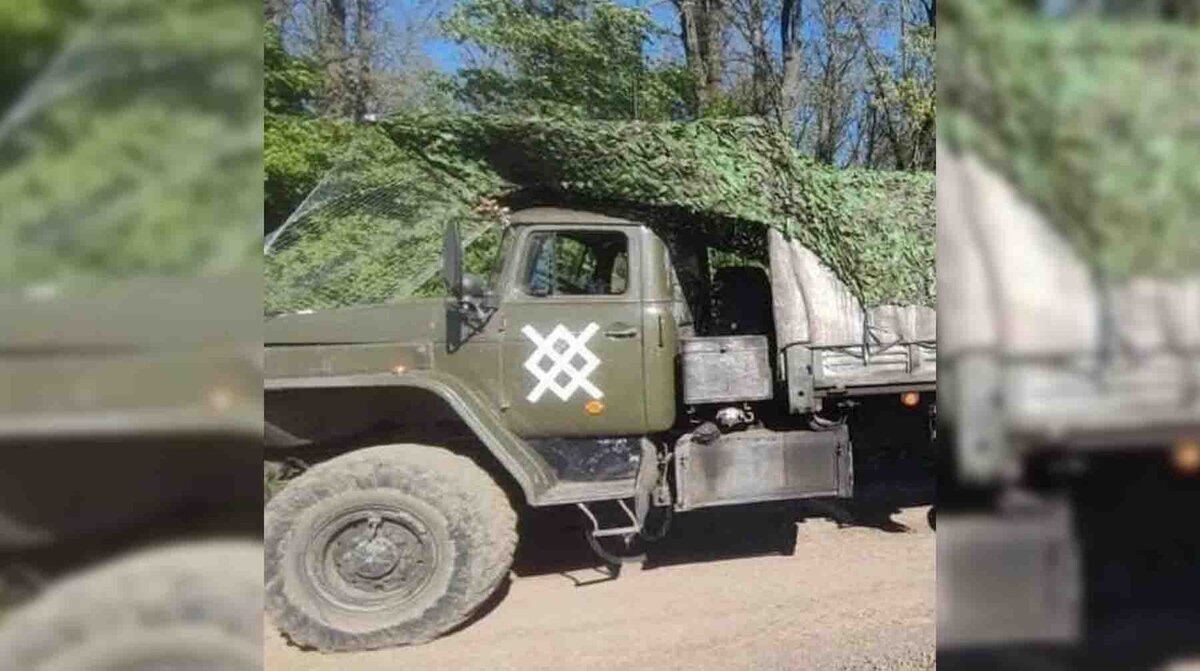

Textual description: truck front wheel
[264,444,517,651]
[0,540,262,670]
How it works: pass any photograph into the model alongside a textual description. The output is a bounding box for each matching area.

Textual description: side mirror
[442,220,463,298]
[462,273,487,298]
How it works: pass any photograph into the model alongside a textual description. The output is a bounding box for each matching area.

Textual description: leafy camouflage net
[265,115,934,314]
[264,126,507,312]
[941,0,1200,281]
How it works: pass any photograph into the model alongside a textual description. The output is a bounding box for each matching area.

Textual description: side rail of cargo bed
[1004,352,1200,446]
[782,341,936,412]
[949,349,1200,481]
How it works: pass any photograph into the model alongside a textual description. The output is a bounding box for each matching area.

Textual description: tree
[806,0,865,164]
[352,0,377,120]
[778,0,805,125]
[728,0,773,116]
[320,0,351,116]
[265,23,354,232]
[443,0,688,120]
[717,0,933,169]
[266,23,321,115]
[672,0,729,113]
[276,0,447,119]
[849,0,935,169]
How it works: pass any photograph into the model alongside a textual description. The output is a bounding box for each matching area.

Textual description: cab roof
[506,207,639,226]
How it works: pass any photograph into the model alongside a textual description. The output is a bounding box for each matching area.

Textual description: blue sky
[384,0,902,75]
[383,0,687,73]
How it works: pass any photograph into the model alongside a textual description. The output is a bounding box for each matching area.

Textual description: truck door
[500,226,647,437]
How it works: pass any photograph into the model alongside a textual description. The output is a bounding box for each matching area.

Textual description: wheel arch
[265,372,557,505]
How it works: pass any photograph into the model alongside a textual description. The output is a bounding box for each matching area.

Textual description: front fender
[265,371,558,504]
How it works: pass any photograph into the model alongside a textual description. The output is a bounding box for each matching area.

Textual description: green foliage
[1,0,262,292]
[443,0,689,120]
[0,0,84,112]
[264,114,355,233]
[941,0,1200,281]
[873,22,936,168]
[262,21,345,233]
[266,114,933,313]
[265,23,320,115]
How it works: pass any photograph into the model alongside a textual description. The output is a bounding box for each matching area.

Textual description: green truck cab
[264,207,935,651]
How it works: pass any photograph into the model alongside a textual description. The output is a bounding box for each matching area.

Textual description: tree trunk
[321,0,349,117]
[745,0,771,116]
[779,0,804,135]
[673,0,726,113]
[701,0,725,102]
[353,0,374,121]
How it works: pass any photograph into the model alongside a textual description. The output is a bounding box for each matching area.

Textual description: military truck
[264,207,936,651]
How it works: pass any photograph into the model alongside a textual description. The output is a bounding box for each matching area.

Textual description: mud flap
[937,496,1082,649]
[633,438,659,525]
[673,426,851,511]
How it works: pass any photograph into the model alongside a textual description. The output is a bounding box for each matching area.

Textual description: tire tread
[264,444,517,651]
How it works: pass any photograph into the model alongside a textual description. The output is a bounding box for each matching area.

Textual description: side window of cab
[523,231,628,297]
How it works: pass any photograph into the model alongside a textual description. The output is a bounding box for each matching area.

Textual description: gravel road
[266,488,934,671]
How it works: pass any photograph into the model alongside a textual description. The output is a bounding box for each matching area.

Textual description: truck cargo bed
[768,229,936,404]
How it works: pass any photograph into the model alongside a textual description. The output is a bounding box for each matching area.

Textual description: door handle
[603,324,639,339]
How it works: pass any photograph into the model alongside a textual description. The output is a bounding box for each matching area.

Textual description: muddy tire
[264,444,517,651]
[0,540,262,670]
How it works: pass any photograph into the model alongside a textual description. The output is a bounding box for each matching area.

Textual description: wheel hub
[348,535,401,579]
[325,511,435,598]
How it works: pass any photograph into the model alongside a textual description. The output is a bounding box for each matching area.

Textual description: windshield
[488,226,514,290]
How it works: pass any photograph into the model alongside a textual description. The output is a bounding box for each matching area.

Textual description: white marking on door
[521,322,603,402]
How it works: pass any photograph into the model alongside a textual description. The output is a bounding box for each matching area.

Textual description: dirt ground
[265,483,934,671]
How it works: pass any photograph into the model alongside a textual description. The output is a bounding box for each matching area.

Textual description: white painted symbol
[521,323,603,403]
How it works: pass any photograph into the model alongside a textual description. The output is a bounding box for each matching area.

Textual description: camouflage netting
[265,115,934,314]
[941,0,1200,281]
[264,124,507,313]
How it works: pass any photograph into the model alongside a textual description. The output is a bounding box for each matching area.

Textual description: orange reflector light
[585,400,605,416]
[1171,439,1200,475]
[900,391,921,408]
